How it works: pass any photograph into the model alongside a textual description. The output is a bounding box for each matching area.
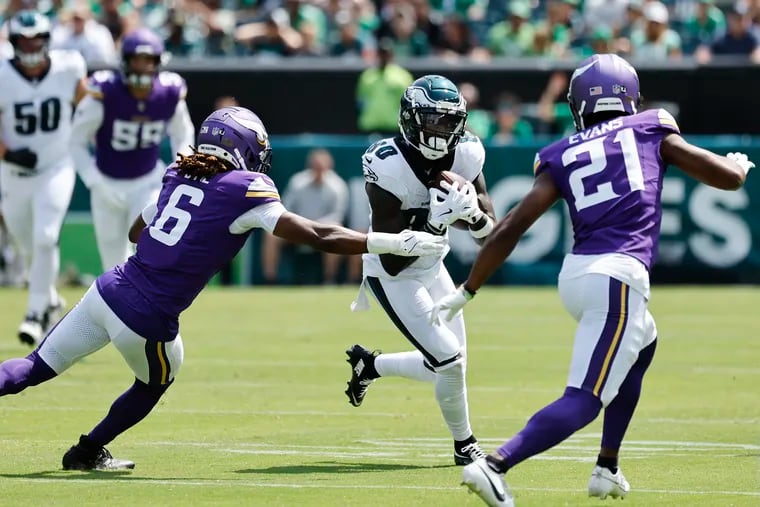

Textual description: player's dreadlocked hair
[175,147,235,179]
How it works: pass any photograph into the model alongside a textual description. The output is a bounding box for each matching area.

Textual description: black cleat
[454,436,487,466]
[62,435,135,471]
[18,314,43,346]
[344,344,380,407]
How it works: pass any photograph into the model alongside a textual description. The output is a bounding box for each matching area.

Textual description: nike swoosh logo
[477,462,506,501]
[440,209,452,216]
[363,156,372,164]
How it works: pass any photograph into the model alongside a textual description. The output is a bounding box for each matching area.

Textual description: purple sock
[601,340,657,450]
[497,387,601,470]
[0,351,57,395]
[88,379,171,446]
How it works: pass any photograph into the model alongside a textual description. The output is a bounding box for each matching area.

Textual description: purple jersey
[89,70,186,179]
[535,108,680,270]
[96,166,281,340]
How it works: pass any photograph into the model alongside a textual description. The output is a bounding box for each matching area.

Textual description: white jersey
[362,134,485,280]
[0,50,86,171]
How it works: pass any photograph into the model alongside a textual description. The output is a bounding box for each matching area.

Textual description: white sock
[435,362,473,442]
[27,244,57,317]
[375,351,436,382]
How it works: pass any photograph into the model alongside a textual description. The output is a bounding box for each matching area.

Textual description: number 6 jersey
[0,49,85,170]
[534,108,680,272]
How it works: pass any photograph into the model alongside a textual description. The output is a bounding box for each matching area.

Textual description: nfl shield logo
[589,86,602,96]
[612,84,627,95]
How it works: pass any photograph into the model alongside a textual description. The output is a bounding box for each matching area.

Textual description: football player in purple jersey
[431,54,754,506]
[0,106,445,471]
[71,28,195,271]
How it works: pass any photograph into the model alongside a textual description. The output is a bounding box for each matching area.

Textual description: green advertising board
[60,135,760,285]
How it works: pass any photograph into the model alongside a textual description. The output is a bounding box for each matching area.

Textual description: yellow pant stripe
[593,283,628,396]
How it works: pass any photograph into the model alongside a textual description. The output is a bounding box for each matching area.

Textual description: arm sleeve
[166,99,195,158]
[229,201,288,234]
[70,96,104,188]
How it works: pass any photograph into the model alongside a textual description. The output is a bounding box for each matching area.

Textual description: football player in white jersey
[344,75,497,465]
[0,10,88,345]
[70,28,194,271]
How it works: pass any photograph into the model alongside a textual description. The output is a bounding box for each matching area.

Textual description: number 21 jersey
[0,50,86,170]
[534,108,680,271]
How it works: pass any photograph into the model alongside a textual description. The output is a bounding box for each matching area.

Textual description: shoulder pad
[87,70,116,98]
[245,173,281,200]
[452,132,485,181]
[158,71,188,99]
[362,139,408,198]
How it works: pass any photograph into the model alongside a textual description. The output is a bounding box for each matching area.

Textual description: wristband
[462,284,477,299]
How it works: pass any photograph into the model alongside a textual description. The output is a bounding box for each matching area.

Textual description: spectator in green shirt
[356,38,414,134]
[681,0,725,54]
[486,0,535,57]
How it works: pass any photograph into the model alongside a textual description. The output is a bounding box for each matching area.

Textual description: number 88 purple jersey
[534,108,680,270]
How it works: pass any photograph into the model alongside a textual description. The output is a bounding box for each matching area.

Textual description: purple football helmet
[567,54,641,131]
[121,28,165,89]
[196,107,272,174]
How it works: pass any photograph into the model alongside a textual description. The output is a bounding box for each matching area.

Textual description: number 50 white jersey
[0,50,86,171]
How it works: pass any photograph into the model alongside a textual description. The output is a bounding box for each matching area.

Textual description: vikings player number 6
[149,185,204,246]
[563,127,644,212]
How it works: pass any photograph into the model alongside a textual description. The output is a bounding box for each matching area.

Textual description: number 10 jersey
[0,50,86,171]
[534,108,681,271]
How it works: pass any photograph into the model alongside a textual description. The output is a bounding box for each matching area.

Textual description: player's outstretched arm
[272,211,444,257]
[661,134,752,190]
[366,182,420,275]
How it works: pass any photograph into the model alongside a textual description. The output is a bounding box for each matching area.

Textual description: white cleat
[461,458,514,507]
[588,465,630,499]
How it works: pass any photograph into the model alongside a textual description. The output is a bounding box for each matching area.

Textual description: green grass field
[0,286,757,506]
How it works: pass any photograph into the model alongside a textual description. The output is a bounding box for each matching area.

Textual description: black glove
[4,148,38,170]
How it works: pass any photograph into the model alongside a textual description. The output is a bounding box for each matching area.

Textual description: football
[427,170,472,230]
[427,170,469,193]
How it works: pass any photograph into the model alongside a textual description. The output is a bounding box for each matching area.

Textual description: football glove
[4,148,37,171]
[727,152,755,176]
[429,285,475,323]
[367,230,446,257]
[428,181,479,230]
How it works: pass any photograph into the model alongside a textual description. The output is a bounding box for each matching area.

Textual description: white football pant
[38,283,184,385]
[90,166,162,272]
[559,273,657,407]
[0,159,75,316]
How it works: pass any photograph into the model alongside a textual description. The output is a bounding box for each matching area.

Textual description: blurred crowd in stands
[1,0,759,65]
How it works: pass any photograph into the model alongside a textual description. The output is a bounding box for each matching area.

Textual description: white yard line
[0,477,758,497]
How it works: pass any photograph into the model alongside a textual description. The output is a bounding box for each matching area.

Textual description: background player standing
[0,10,87,345]
[71,27,194,272]
[345,75,497,465]
[0,106,445,471]
[432,54,754,506]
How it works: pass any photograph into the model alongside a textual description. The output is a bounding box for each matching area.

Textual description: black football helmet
[399,75,468,160]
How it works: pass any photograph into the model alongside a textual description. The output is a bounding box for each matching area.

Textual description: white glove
[367,230,446,257]
[727,152,755,176]
[428,181,480,229]
[429,285,474,323]
[89,176,127,209]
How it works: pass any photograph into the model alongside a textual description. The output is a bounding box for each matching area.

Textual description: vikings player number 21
[562,123,644,211]
[148,185,204,246]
